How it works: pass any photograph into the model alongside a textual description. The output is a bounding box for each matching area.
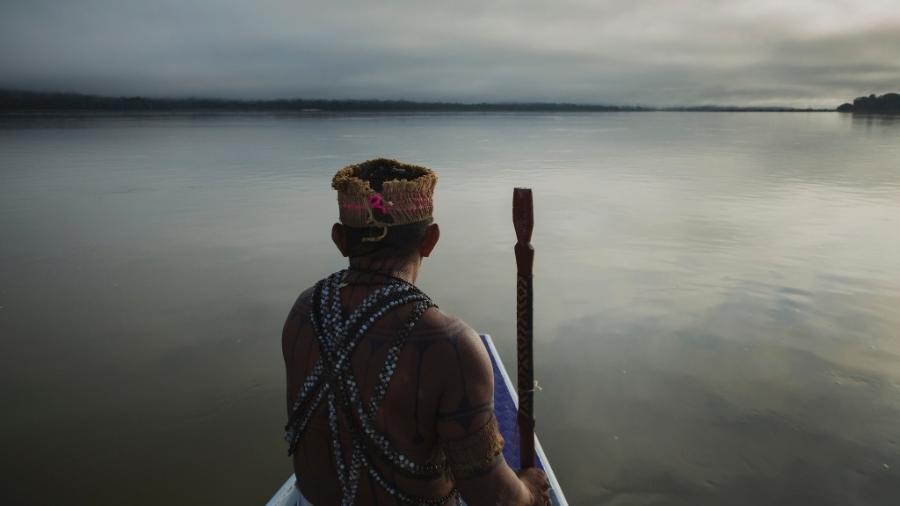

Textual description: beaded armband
[441,414,505,479]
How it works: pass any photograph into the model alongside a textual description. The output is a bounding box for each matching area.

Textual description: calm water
[1,112,899,505]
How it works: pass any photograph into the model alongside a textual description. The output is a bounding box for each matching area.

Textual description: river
[1,111,898,505]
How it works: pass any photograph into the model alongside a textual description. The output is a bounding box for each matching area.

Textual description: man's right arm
[434,321,549,505]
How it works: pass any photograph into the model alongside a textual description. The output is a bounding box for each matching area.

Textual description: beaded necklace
[285,270,460,505]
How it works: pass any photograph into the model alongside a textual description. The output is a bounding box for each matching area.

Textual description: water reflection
[0,112,899,505]
[847,113,900,129]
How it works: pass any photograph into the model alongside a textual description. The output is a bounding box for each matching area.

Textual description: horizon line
[0,88,837,112]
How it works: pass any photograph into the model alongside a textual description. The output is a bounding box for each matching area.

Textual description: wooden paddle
[513,188,536,468]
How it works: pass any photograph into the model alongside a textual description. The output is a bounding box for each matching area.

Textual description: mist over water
[1,112,899,505]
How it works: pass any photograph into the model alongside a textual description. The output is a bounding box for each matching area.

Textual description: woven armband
[441,414,505,479]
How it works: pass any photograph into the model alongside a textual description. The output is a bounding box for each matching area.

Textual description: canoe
[267,333,568,506]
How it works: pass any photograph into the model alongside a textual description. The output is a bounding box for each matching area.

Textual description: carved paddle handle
[513,188,535,469]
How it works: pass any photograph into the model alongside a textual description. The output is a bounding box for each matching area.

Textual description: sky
[1,0,899,107]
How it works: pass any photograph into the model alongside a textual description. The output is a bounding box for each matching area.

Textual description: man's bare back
[281,159,548,505]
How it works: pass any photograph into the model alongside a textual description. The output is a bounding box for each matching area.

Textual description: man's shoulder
[296,285,316,308]
[285,285,317,326]
[414,306,481,345]
[415,307,492,380]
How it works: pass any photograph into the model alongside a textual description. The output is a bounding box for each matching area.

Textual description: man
[282,159,550,505]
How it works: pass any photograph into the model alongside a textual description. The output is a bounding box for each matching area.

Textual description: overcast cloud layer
[2,0,899,107]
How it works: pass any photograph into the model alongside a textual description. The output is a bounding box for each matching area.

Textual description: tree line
[837,93,900,114]
[1,89,827,113]
[0,90,644,112]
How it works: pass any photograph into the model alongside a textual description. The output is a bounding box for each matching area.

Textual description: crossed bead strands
[318,293,445,477]
[315,274,447,477]
[285,273,411,445]
[318,274,455,504]
[285,271,460,505]
[285,288,424,454]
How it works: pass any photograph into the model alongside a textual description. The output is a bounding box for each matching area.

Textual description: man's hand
[517,468,550,505]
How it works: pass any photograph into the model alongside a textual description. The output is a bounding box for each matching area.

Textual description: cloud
[1,0,898,106]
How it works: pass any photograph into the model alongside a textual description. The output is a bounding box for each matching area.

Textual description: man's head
[331,158,440,262]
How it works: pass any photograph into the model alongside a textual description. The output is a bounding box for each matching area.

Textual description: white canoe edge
[266,474,298,506]
[266,333,568,506]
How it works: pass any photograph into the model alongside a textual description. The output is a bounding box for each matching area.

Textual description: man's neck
[347,256,421,284]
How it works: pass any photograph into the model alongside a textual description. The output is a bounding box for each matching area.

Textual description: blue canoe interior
[267,334,568,506]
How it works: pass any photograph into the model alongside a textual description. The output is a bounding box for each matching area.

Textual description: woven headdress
[332,158,437,241]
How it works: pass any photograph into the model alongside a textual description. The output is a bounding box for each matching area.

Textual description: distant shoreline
[837,93,900,114]
[0,89,832,113]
